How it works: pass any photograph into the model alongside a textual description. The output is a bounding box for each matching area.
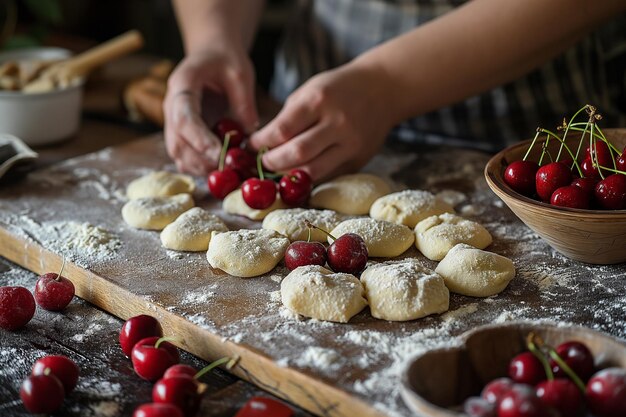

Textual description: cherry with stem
[207,132,241,200]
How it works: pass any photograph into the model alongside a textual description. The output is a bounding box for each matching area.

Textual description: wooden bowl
[400,322,626,417]
[484,128,626,264]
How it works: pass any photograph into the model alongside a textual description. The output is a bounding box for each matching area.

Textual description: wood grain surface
[1,135,625,417]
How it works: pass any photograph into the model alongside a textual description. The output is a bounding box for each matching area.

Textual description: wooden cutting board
[1,135,625,417]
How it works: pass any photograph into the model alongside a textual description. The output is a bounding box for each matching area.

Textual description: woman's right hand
[163,46,259,176]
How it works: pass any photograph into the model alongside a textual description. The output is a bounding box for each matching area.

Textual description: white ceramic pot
[0,47,83,146]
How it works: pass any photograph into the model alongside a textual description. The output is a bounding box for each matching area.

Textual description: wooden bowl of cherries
[484,105,626,264]
[401,322,626,417]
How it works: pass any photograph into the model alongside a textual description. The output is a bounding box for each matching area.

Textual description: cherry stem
[218,131,234,172]
[526,333,554,381]
[193,357,232,380]
[305,220,336,241]
[555,105,589,161]
[537,128,583,177]
[256,147,268,181]
[56,257,66,281]
[154,336,178,349]
[522,130,541,161]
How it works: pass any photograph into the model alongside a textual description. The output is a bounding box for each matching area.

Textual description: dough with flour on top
[222,189,287,220]
[369,189,454,228]
[160,207,228,251]
[207,229,290,277]
[122,193,194,230]
[309,173,391,215]
[415,213,492,261]
[329,218,414,258]
[360,259,449,321]
[126,171,195,199]
[262,208,341,242]
[435,243,515,297]
[281,265,367,323]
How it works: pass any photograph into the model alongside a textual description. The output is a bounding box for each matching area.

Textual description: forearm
[172,0,265,54]
[354,0,626,124]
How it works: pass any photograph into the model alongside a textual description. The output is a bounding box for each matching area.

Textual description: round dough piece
[435,243,515,297]
[309,173,391,215]
[127,171,195,199]
[222,189,287,220]
[122,193,194,230]
[262,208,341,242]
[160,207,228,251]
[369,190,454,228]
[415,213,492,261]
[281,265,367,323]
[207,229,290,277]
[360,259,449,321]
[329,218,414,258]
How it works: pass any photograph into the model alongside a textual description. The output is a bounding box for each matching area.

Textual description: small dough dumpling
[222,189,287,220]
[126,171,195,199]
[329,218,414,258]
[160,207,228,251]
[281,265,367,323]
[415,213,492,261]
[122,193,194,230]
[435,243,515,297]
[369,190,454,228]
[360,259,449,321]
[207,229,290,277]
[262,208,341,242]
[309,173,391,215]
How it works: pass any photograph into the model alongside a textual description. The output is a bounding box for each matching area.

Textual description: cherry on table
[285,241,327,271]
[164,364,198,380]
[131,336,180,381]
[535,378,583,416]
[497,384,548,417]
[481,377,514,405]
[234,396,294,417]
[327,233,368,275]
[153,376,202,417]
[241,178,277,209]
[212,117,245,148]
[549,340,595,381]
[208,168,241,200]
[32,355,79,393]
[279,169,312,207]
[34,271,75,311]
[586,367,626,417]
[595,173,626,210]
[119,314,163,357]
[504,160,539,197]
[550,185,590,209]
[508,352,545,385]
[463,396,496,417]
[0,286,36,331]
[133,403,184,417]
[225,148,257,180]
[20,373,65,414]
[535,162,572,202]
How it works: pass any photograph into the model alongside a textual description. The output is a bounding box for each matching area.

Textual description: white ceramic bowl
[0,47,83,146]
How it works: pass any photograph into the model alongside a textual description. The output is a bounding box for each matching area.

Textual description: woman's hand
[164,46,258,176]
[249,62,395,182]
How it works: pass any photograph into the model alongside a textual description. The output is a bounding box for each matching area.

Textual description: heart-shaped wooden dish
[400,322,626,416]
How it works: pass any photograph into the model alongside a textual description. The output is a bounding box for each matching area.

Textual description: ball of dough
[207,229,290,277]
[415,213,492,261]
[369,190,454,228]
[122,194,194,230]
[281,265,367,323]
[309,173,391,215]
[222,189,287,220]
[435,243,515,297]
[126,171,195,199]
[329,218,414,258]
[160,207,228,252]
[262,208,341,242]
[360,259,449,321]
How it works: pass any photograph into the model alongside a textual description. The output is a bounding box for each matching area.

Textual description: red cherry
[535,162,572,202]
[595,174,626,210]
[508,352,545,385]
[234,397,294,417]
[279,169,313,207]
[224,148,257,180]
[535,379,583,416]
[0,286,35,330]
[207,168,241,200]
[481,377,514,405]
[131,336,180,381]
[550,185,590,209]
[20,373,65,414]
[327,233,368,275]
[497,384,548,417]
[153,376,201,417]
[241,178,277,209]
[504,160,539,197]
[34,272,75,311]
[32,355,79,393]
[581,157,602,179]
[119,315,163,357]
[133,403,184,417]
[616,146,626,172]
[463,397,496,417]
[163,364,197,380]
[571,177,598,195]
[212,117,245,148]
[285,241,327,271]
[586,368,626,417]
[585,141,614,176]
[549,340,595,381]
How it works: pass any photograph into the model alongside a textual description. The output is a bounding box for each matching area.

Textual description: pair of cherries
[0,261,75,331]
[207,118,313,208]
[20,355,80,414]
